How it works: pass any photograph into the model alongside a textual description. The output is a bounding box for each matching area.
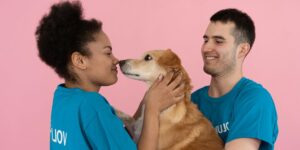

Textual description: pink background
[1,0,299,149]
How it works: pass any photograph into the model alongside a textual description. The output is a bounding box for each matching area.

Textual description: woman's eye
[144,54,152,61]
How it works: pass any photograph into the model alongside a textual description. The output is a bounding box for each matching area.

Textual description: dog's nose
[119,60,127,67]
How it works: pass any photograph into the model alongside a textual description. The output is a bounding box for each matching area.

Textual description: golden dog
[119,49,224,150]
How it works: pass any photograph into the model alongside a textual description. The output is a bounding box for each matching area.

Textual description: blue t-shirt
[191,77,278,150]
[50,84,137,150]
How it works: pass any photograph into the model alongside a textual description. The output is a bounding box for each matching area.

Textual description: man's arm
[225,138,261,150]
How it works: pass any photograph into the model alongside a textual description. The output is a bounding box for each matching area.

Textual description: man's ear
[70,51,88,70]
[238,42,250,59]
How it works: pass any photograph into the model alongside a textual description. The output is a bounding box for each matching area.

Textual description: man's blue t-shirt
[191,77,278,150]
[50,84,137,150]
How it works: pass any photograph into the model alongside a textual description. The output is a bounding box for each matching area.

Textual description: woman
[35,1,184,150]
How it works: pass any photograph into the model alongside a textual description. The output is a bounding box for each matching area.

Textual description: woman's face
[84,31,119,87]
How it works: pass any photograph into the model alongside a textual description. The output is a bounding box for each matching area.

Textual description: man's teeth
[206,56,216,60]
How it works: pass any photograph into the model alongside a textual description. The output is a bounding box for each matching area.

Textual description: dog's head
[119,49,192,92]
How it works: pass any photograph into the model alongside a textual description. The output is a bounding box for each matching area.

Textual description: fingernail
[158,74,163,81]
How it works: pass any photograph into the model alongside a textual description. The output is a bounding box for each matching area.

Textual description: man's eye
[216,40,223,44]
[144,54,152,61]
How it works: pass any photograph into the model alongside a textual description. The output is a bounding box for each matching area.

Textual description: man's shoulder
[191,86,209,102]
[238,78,273,100]
[234,78,275,111]
[192,86,209,96]
[240,77,269,91]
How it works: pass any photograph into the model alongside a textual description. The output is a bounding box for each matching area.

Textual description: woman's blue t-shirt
[50,84,136,150]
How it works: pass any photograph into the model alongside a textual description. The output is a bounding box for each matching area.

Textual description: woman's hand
[138,71,185,150]
[143,71,185,115]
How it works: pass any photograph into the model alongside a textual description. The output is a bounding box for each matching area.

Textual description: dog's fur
[119,49,224,150]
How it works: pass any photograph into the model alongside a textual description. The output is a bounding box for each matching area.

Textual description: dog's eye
[144,54,152,61]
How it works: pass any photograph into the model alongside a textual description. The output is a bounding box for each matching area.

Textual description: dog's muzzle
[119,60,140,77]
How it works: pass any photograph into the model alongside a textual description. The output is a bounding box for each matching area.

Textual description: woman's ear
[238,43,250,59]
[70,51,88,70]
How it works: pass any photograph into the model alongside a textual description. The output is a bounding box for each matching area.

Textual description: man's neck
[208,70,242,98]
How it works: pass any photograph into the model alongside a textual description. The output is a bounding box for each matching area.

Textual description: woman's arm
[133,99,145,120]
[137,105,160,150]
[137,72,185,150]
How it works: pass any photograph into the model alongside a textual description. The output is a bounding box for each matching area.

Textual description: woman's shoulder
[79,91,110,111]
[78,91,117,127]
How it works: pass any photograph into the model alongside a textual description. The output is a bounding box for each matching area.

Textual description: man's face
[201,21,239,77]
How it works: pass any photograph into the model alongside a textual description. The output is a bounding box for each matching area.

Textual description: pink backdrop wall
[1,0,299,149]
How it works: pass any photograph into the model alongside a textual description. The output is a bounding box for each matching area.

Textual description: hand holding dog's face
[119,49,186,113]
[143,71,185,114]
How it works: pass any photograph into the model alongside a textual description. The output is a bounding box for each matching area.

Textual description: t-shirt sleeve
[191,91,198,104]
[80,94,137,150]
[191,88,204,106]
[227,88,278,149]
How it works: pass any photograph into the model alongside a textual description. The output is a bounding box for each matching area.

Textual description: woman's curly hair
[35,1,102,82]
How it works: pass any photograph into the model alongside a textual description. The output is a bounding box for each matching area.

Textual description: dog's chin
[123,72,140,77]
[125,75,143,81]
[123,73,144,81]
[123,73,155,84]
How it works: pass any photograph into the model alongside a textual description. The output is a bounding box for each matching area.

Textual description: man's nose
[202,42,214,52]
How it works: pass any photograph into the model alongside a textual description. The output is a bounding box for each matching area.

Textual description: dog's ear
[158,49,184,82]
[157,49,181,68]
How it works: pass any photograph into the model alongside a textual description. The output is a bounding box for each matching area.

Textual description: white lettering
[57,130,63,144]
[215,122,230,134]
[63,132,67,146]
[50,128,68,146]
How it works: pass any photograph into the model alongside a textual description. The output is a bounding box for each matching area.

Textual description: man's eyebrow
[212,36,225,40]
[203,35,225,40]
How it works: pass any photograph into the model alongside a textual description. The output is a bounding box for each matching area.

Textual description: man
[191,9,278,150]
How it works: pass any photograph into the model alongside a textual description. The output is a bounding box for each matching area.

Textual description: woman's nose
[113,55,119,64]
